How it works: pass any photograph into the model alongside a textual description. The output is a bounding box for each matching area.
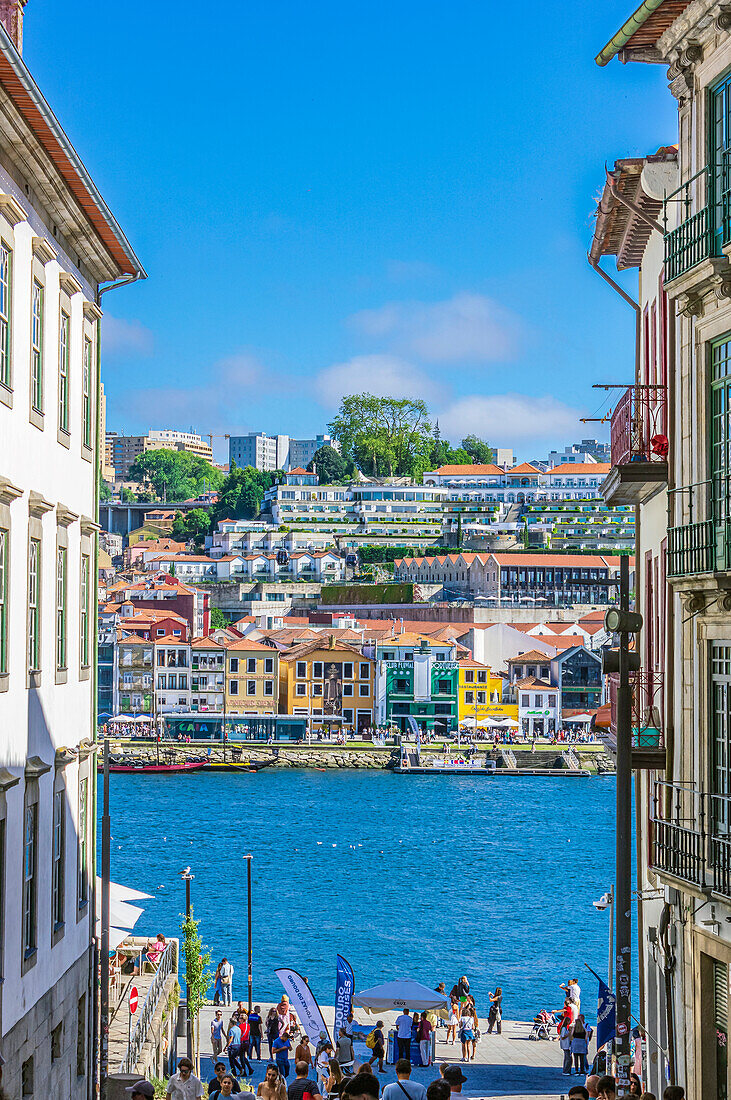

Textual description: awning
[564,713,593,723]
[95,878,153,945]
[352,979,449,1013]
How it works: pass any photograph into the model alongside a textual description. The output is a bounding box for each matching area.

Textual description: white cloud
[102,315,154,357]
[349,292,520,363]
[314,355,443,408]
[436,393,584,446]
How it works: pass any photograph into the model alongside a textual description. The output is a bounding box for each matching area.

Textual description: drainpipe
[659,902,677,1084]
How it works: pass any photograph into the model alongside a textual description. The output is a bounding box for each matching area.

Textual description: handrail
[119,940,177,1073]
[663,164,709,209]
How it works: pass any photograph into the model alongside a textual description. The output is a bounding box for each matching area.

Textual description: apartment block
[109,429,212,479]
[228,431,338,472]
[0,3,145,1091]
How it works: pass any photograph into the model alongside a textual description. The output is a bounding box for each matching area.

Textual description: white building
[0,5,145,1096]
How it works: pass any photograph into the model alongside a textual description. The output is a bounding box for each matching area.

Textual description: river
[98,768,627,1022]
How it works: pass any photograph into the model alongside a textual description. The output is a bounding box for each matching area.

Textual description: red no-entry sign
[129,986,138,1014]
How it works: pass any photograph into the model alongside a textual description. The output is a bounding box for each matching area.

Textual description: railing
[610,384,668,467]
[664,166,712,281]
[609,668,665,750]
[667,480,715,577]
[120,940,177,1073]
[652,782,731,898]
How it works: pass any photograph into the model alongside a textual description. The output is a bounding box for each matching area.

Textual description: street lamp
[181,867,194,1060]
[593,885,615,990]
[244,854,253,1011]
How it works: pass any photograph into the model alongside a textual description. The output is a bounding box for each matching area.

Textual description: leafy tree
[99,474,112,501]
[460,434,494,464]
[210,607,229,630]
[328,393,432,477]
[308,445,347,483]
[180,906,212,1067]
[210,465,281,525]
[171,508,211,546]
[129,448,224,502]
[119,485,137,502]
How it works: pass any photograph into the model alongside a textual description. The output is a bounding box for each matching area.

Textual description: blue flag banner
[335,954,355,1034]
[596,978,616,1050]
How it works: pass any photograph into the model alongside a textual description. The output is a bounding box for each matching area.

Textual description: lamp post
[244,854,253,1011]
[593,885,615,990]
[181,867,194,1060]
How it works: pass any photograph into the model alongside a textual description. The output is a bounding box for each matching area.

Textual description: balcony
[606,669,666,769]
[667,480,716,580]
[663,164,731,293]
[652,782,731,899]
[601,385,668,506]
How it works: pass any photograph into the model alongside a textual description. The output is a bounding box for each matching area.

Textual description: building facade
[457,659,517,725]
[108,429,212,480]
[225,640,279,715]
[0,4,145,1093]
[374,635,459,733]
[279,639,374,733]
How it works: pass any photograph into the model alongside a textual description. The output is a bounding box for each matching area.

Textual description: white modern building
[0,4,145,1097]
[546,439,610,466]
[228,432,338,472]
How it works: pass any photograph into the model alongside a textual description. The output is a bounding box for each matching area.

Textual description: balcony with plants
[607,667,666,769]
[601,384,668,506]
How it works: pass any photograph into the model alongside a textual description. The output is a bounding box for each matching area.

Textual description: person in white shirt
[166,1058,204,1100]
[220,958,234,1005]
[394,1009,412,1063]
[560,978,581,1007]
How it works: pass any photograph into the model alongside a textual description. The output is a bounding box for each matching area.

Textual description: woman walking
[487,988,503,1035]
[570,1015,590,1076]
[367,1021,386,1073]
[267,1008,280,1060]
[458,1007,474,1063]
[446,1003,459,1045]
[213,960,223,1006]
[417,1012,433,1067]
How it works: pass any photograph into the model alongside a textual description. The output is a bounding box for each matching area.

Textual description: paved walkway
[196,1004,590,1100]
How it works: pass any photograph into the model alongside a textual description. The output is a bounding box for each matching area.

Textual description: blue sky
[29,2,677,460]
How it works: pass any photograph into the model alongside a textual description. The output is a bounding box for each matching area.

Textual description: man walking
[441,1067,467,1097]
[211,1010,226,1058]
[220,957,234,1005]
[395,1007,412,1063]
[287,1060,323,1100]
[382,1060,427,1100]
[226,1017,244,1079]
[166,1057,204,1100]
[335,1027,355,1075]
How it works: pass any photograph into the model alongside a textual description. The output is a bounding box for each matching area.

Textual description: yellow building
[279,637,374,734]
[225,639,279,714]
[458,658,518,725]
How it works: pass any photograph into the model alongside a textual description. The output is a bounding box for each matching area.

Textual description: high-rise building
[546,439,610,466]
[109,429,213,480]
[0,4,145,1095]
[228,431,338,472]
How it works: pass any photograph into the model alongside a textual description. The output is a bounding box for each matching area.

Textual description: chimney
[0,0,26,52]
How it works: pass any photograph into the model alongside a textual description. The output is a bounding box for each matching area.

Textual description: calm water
[98,769,628,1023]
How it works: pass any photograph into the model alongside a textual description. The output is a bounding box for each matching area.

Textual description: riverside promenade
[197,1002,586,1100]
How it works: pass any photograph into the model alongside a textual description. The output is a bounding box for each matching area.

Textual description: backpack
[366,1030,378,1050]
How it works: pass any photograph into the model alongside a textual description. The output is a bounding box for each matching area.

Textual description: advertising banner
[275,968,331,1044]
[596,978,616,1050]
[334,954,355,1034]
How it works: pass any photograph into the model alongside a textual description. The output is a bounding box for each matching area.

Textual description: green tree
[308,445,347,483]
[460,434,495,464]
[328,393,432,477]
[129,449,224,502]
[180,906,212,1068]
[99,474,112,501]
[210,607,229,630]
[171,508,211,546]
[210,465,281,525]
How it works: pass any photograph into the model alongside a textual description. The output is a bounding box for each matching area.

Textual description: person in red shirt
[238,1011,254,1075]
[417,1013,433,1067]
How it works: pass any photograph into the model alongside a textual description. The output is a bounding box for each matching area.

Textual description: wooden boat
[98,760,209,774]
[205,758,273,772]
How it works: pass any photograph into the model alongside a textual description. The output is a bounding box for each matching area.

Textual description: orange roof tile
[507,649,555,663]
[225,639,280,653]
[433,464,505,475]
[508,462,541,475]
[545,463,611,475]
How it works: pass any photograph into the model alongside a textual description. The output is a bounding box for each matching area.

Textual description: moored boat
[98,760,209,774]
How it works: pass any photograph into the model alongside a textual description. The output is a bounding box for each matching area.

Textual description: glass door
[711,338,731,568]
[710,74,731,248]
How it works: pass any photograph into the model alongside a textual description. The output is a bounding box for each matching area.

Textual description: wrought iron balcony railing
[663,166,712,282]
[608,668,665,762]
[667,480,715,578]
[652,781,731,899]
[610,384,668,468]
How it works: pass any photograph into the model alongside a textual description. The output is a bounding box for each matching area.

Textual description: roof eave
[595,0,668,65]
[0,22,146,280]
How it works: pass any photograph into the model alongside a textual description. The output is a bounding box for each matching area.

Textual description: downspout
[91,267,145,1100]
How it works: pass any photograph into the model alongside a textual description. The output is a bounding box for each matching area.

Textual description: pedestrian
[166,1057,204,1100]
[367,1020,385,1073]
[487,987,502,1034]
[640,1094,657,1100]
[394,1007,412,1063]
[216,1077,243,1100]
[417,1012,432,1067]
[268,1009,281,1059]
[220,957,234,1005]
[273,1029,292,1078]
[442,1066,467,1096]
[335,1027,355,1076]
[249,1005,264,1060]
[559,1015,573,1076]
[208,1063,242,1097]
[238,1011,254,1075]
[567,1088,589,1100]
[295,1034,313,1067]
[446,1004,458,1045]
[585,1076,600,1098]
[341,1074,379,1100]
[629,1076,642,1096]
[662,1091,685,1100]
[596,1077,615,1100]
[287,1060,323,1100]
[560,978,581,1013]
[325,1057,344,1097]
[257,1065,288,1100]
[426,1082,449,1100]
[227,1017,244,1079]
[458,1007,474,1063]
[124,1083,155,1099]
[381,1060,426,1100]
[211,1010,226,1057]
[570,1015,590,1076]
[213,961,224,1006]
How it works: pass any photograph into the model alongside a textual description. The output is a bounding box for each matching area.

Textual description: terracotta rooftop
[432,464,505,476]
[508,649,554,664]
[545,462,611,475]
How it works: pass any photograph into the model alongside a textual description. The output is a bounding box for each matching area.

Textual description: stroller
[529,1008,558,1040]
